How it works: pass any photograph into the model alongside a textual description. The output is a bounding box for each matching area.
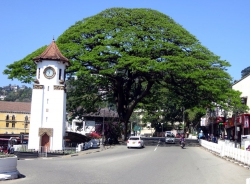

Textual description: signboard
[200,118,206,126]
[216,117,225,123]
[133,125,141,131]
[244,116,249,128]
[229,119,234,126]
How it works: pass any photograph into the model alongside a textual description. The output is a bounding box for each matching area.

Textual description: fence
[200,139,250,166]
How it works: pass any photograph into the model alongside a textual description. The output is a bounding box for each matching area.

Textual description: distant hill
[0,84,32,102]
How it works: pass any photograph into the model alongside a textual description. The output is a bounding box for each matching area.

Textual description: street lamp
[161,123,163,137]
[234,111,238,148]
[233,97,246,148]
[210,110,215,138]
[182,107,185,134]
[102,108,105,146]
[102,105,112,146]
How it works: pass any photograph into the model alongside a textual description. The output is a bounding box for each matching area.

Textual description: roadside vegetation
[3,8,248,140]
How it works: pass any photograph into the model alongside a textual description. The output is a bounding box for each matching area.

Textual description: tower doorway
[41,133,50,152]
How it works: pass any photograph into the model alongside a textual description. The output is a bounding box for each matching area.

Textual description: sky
[1,0,249,87]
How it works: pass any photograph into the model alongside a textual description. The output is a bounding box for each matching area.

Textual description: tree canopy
[3,8,243,139]
[241,66,250,78]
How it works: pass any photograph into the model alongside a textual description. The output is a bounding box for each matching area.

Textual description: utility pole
[212,110,214,138]
[161,123,163,137]
[131,122,133,136]
[183,107,185,135]
[102,109,105,145]
[234,111,238,148]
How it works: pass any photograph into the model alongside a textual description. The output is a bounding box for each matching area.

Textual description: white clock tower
[28,39,70,151]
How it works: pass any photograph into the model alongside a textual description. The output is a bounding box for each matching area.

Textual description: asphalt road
[4,143,250,184]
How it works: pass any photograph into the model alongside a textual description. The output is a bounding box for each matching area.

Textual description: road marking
[153,139,162,151]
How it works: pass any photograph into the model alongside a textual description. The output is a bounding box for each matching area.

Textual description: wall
[0,112,30,134]
[233,75,250,112]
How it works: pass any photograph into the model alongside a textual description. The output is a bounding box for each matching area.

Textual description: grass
[0,152,16,158]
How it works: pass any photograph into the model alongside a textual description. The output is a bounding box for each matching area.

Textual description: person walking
[10,145,14,154]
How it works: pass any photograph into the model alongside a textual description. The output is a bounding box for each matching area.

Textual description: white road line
[154,143,159,151]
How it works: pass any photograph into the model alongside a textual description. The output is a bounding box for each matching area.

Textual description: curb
[61,145,115,158]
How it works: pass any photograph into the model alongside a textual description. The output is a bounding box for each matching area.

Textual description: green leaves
[3,46,46,83]
[3,8,240,138]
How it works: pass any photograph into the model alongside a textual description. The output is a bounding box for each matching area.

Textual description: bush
[0,152,15,158]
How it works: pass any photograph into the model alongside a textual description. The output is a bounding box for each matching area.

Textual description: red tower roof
[33,39,70,66]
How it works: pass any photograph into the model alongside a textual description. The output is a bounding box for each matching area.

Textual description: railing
[200,139,250,166]
[39,146,49,157]
[13,145,28,151]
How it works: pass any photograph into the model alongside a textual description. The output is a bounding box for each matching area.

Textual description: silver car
[165,133,175,144]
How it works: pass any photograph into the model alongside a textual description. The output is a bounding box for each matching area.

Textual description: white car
[165,133,175,144]
[127,136,144,148]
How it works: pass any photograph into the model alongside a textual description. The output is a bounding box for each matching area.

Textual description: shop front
[225,114,250,143]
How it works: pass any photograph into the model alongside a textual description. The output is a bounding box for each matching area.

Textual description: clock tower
[28,39,70,151]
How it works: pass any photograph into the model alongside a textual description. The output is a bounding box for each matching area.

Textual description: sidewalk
[62,145,115,158]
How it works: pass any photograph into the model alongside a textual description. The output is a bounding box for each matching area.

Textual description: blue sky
[1,0,249,87]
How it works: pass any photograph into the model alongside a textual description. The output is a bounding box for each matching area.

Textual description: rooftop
[0,101,31,113]
[33,39,70,66]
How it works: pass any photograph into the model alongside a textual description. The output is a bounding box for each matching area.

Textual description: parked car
[127,136,144,148]
[165,133,175,144]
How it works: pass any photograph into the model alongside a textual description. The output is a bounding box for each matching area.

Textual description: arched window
[59,69,62,80]
[38,68,40,79]
[6,115,9,120]
[12,115,15,121]
[25,115,29,121]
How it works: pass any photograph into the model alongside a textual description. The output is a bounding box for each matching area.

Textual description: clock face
[44,67,56,79]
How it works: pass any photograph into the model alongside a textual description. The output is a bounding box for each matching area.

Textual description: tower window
[48,86,49,91]
[12,115,15,121]
[6,123,9,127]
[38,68,40,79]
[6,115,9,120]
[12,123,15,128]
[59,69,62,80]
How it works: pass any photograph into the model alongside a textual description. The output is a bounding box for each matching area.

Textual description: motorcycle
[180,141,185,149]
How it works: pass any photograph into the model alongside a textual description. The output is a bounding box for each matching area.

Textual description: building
[0,95,6,101]
[67,108,119,135]
[231,75,250,138]
[0,101,30,137]
[28,39,70,151]
[205,74,250,142]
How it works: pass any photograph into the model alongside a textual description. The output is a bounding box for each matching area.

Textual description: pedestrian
[7,145,10,154]
[207,134,210,141]
[10,145,14,154]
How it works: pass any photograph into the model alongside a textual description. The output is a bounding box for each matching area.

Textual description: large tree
[241,66,250,78]
[4,8,238,140]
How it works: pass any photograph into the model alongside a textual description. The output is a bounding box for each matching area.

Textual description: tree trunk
[124,121,128,141]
